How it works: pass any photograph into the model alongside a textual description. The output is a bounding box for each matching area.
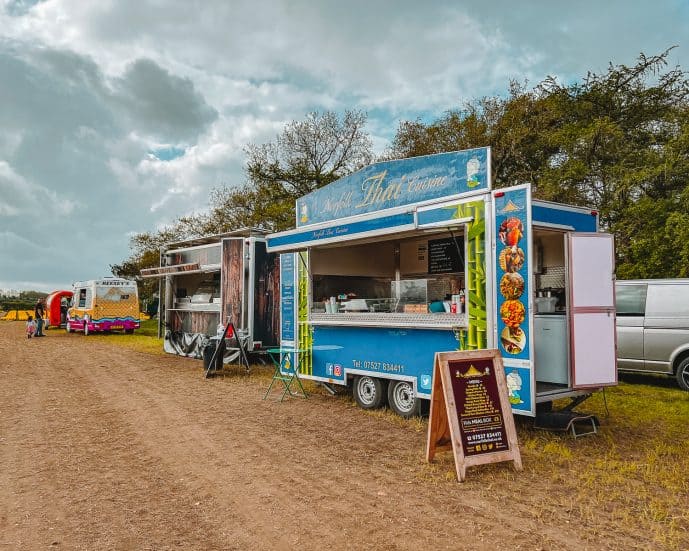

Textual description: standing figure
[26,315,36,339]
[34,299,45,337]
[60,298,69,325]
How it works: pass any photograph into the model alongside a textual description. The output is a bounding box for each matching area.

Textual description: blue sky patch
[150,146,185,161]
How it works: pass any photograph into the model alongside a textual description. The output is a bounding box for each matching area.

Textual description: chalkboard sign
[428,237,463,274]
[426,349,522,481]
[449,357,509,456]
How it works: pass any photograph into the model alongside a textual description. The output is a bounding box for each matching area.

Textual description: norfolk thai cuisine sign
[295,148,490,227]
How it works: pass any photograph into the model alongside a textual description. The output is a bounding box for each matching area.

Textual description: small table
[263,347,309,401]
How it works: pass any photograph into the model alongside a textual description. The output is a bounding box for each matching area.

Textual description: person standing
[26,315,36,339]
[34,299,45,337]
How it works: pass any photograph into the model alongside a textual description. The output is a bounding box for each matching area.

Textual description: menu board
[448,358,508,456]
[280,254,295,341]
[426,350,522,482]
[428,237,463,274]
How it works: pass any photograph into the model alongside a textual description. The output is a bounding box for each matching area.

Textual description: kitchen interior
[309,232,466,318]
[167,271,221,334]
[533,229,570,392]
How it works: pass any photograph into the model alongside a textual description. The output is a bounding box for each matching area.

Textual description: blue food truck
[266,147,617,417]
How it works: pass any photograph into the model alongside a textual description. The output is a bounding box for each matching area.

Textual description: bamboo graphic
[297,251,314,375]
[451,200,487,350]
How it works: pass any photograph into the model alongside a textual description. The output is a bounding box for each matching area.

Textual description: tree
[210,109,373,232]
[388,49,689,278]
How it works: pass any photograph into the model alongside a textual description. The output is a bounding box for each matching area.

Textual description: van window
[615,284,647,316]
[96,285,137,302]
[645,283,689,317]
[78,289,87,308]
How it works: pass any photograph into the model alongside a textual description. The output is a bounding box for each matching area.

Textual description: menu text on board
[448,358,509,456]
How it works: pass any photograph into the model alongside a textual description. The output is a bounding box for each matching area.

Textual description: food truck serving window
[308,230,468,328]
[96,285,137,302]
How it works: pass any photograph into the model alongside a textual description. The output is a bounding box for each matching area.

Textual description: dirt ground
[0,322,673,550]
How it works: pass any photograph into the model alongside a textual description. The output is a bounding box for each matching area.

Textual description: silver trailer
[142,228,280,362]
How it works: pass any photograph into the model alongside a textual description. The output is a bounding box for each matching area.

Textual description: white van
[616,279,689,390]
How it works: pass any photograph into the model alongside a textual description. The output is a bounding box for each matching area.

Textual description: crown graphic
[460,364,486,378]
[500,200,522,213]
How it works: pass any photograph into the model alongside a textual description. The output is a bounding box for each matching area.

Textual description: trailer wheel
[676,357,689,391]
[125,329,134,334]
[387,380,421,418]
[353,376,387,409]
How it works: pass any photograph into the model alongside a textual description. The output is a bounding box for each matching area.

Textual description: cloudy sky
[1,0,687,292]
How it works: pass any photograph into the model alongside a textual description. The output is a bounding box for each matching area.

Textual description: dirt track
[0,322,666,550]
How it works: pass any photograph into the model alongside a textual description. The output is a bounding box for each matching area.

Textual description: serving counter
[309,312,468,329]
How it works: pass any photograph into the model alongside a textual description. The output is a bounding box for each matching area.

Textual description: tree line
[1,291,48,311]
[113,49,689,303]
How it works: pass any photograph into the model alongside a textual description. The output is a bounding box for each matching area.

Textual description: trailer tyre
[387,380,421,418]
[353,376,387,409]
[676,357,689,391]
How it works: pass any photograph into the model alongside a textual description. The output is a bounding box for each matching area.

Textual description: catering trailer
[266,147,617,417]
[141,229,280,361]
[45,289,73,328]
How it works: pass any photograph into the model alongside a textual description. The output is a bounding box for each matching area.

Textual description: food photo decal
[498,217,527,355]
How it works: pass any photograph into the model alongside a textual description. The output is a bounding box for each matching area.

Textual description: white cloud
[0,0,687,291]
[0,161,78,216]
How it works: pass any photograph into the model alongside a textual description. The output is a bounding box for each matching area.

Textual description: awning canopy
[140,262,201,278]
[266,199,477,254]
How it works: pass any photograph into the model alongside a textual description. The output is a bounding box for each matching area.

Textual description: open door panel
[567,233,617,388]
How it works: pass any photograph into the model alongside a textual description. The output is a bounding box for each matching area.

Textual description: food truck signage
[494,186,530,360]
[426,350,522,482]
[493,185,533,414]
[268,212,416,251]
[295,148,490,228]
[310,325,458,392]
[280,253,296,342]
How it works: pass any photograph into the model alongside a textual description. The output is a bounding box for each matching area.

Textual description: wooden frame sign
[426,349,522,482]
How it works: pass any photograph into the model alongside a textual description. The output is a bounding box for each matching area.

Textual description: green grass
[88,318,166,355]
[515,380,689,548]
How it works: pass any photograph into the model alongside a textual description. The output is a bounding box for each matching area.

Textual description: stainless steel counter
[310,312,468,329]
[168,304,221,312]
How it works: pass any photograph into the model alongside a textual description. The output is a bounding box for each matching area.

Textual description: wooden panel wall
[169,311,219,334]
[221,239,244,328]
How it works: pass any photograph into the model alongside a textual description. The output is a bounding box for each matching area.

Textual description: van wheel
[387,380,421,418]
[353,376,387,409]
[676,357,689,391]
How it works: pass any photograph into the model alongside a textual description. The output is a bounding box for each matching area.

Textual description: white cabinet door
[567,233,617,388]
